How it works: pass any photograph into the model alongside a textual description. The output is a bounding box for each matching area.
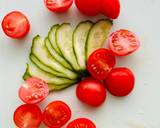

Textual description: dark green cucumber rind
[23,64,31,80]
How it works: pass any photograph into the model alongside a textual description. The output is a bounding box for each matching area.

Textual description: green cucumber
[86,19,113,59]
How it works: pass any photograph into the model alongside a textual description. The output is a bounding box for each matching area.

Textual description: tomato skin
[13,104,42,128]
[87,48,116,80]
[76,77,106,107]
[43,101,71,128]
[75,0,101,16]
[1,11,30,39]
[67,118,96,128]
[104,67,135,97]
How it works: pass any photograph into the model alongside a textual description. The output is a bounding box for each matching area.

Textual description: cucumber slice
[56,23,81,72]
[31,35,78,79]
[73,21,93,71]
[48,83,75,91]
[86,19,113,59]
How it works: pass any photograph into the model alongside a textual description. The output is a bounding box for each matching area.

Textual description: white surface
[0,0,160,127]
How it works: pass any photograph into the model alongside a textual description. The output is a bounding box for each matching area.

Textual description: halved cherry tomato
[43,101,71,128]
[44,0,73,13]
[109,29,140,56]
[76,77,106,107]
[75,0,101,16]
[104,67,135,97]
[13,104,42,128]
[1,11,30,39]
[101,0,120,19]
[67,118,96,128]
[87,48,116,80]
[19,77,49,104]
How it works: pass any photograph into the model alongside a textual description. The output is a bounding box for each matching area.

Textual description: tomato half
[87,48,116,80]
[43,101,71,128]
[19,77,49,104]
[109,29,140,56]
[76,77,106,107]
[13,104,42,128]
[44,0,73,13]
[1,11,30,39]
[75,0,101,16]
[67,118,96,128]
[104,67,135,97]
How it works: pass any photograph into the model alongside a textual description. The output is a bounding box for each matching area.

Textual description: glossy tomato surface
[109,29,140,56]
[13,104,42,128]
[104,67,135,97]
[43,101,71,128]
[19,77,49,104]
[1,11,30,39]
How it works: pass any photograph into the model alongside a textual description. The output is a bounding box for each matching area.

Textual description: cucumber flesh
[86,19,113,59]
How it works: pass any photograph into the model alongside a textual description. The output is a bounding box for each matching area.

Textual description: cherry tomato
[44,0,73,13]
[87,48,116,80]
[67,118,96,128]
[101,0,120,19]
[104,67,135,97]
[75,0,101,16]
[1,11,30,39]
[13,104,42,128]
[76,77,106,107]
[19,77,49,104]
[109,29,140,56]
[43,100,71,128]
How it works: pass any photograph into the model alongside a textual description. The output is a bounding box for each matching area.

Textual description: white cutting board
[0,0,160,127]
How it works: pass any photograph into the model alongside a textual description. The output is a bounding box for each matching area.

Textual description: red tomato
[101,0,120,19]
[87,48,116,80]
[75,0,101,16]
[19,77,49,104]
[76,77,106,107]
[67,118,96,128]
[1,11,30,39]
[104,67,135,97]
[109,29,140,56]
[44,0,73,13]
[13,104,42,128]
[43,101,71,128]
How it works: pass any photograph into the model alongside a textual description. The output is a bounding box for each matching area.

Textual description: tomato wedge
[67,118,96,128]
[13,104,42,128]
[19,77,49,104]
[87,48,116,80]
[1,11,30,39]
[109,29,140,56]
[43,101,71,128]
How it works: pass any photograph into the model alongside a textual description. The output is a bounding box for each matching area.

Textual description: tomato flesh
[67,118,96,128]
[87,48,116,80]
[13,104,42,128]
[104,67,135,97]
[1,11,30,39]
[43,100,71,128]
[109,29,140,56]
[19,77,49,104]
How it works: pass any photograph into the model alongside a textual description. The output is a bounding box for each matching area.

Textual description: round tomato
[109,29,140,56]
[76,77,106,107]
[104,67,135,97]
[19,77,49,104]
[67,118,96,128]
[13,104,42,128]
[43,101,71,128]
[101,0,120,19]
[87,48,116,80]
[1,11,30,39]
[44,0,73,13]
[75,0,101,16]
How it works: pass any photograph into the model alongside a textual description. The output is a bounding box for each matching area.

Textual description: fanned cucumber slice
[86,19,113,59]
[56,23,81,72]
[48,83,76,91]
[31,35,78,79]
[73,21,93,71]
